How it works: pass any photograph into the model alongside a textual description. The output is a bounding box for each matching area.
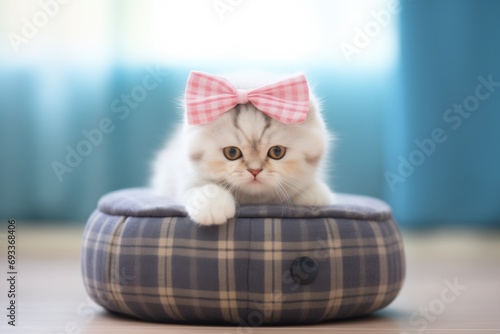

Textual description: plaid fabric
[81,189,405,325]
[185,71,309,125]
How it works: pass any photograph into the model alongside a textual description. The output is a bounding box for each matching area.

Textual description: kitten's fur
[151,72,333,225]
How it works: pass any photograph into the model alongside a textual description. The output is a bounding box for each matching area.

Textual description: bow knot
[236,89,249,104]
[185,71,310,125]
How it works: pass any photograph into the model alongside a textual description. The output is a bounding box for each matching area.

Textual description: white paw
[185,184,236,226]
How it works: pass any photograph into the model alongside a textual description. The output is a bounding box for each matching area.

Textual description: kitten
[150,71,333,225]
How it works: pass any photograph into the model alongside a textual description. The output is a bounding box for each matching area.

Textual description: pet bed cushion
[81,188,405,325]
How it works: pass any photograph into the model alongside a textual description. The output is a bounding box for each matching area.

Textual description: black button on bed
[291,256,318,285]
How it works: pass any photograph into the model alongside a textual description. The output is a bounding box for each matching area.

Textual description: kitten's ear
[305,92,324,123]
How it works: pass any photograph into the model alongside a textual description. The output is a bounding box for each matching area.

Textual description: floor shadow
[93,307,409,332]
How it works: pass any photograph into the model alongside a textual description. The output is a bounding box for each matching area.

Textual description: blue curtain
[384,0,500,227]
[0,64,187,221]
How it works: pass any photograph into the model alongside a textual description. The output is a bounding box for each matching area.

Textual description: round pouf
[81,188,405,325]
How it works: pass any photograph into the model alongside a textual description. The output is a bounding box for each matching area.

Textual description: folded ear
[304,91,324,124]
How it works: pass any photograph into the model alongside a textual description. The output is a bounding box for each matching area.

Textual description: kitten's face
[186,99,329,203]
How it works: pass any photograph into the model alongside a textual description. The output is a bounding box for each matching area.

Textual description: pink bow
[185,71,310,125]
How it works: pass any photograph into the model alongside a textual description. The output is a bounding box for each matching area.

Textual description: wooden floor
[1,225,499,334]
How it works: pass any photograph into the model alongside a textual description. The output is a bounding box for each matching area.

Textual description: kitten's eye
[267,145,286,160]
[223,146,242,160]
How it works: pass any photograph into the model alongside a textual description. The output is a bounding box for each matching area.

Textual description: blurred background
[0,0,499,228]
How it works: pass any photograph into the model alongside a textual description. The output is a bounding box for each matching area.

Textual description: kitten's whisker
[272,181,293,209]
[218,176,245,205]
[275,183,294,219]
[219,177,238,193]
[280,177,315,201]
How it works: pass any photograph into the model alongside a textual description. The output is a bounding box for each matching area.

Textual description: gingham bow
[185,71,310,125]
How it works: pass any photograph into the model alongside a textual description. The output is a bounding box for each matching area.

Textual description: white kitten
[150,72,333,225]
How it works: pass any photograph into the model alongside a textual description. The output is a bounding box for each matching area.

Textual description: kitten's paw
[293,182,334,206]
[185,184,236,226]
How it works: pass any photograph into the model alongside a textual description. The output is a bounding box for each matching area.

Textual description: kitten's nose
[247,169,263,177]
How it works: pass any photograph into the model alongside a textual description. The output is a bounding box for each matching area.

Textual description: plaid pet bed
[81,188,405,325]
